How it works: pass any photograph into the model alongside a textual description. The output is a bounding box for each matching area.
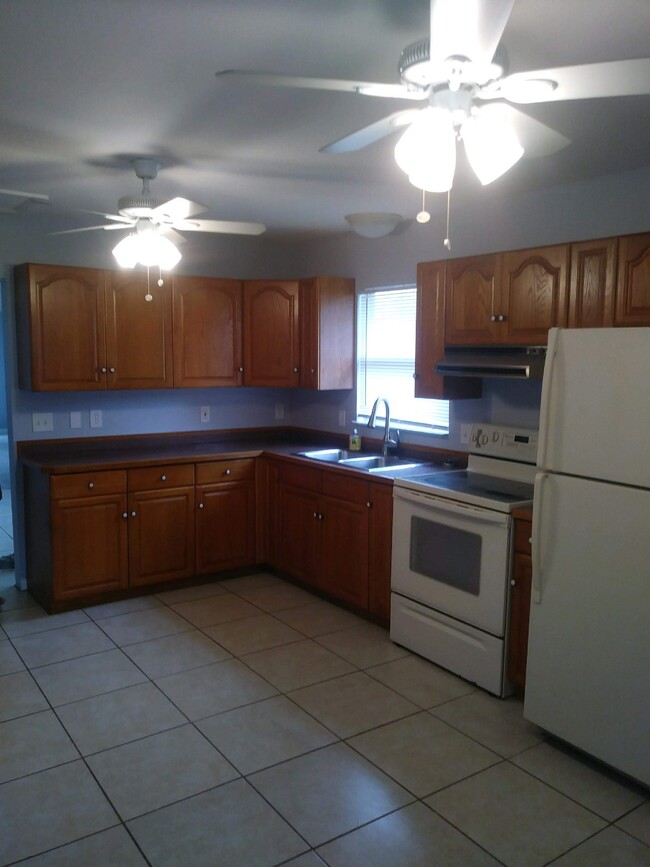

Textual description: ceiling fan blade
[49,223,129,236]
[429,0,515,66]
[0,187,50,202]
[174,219,266,235]
[78,209,135,224]
[216,70,427,100]
[320,109,421,154]
[498,58,650,104]
[505,106,571,158]
[150,196,208,222]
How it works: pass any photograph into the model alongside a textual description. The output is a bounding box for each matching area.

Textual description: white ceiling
[0,0,649,241]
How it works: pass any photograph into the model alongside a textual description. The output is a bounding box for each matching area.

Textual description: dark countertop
[18,427,467,481]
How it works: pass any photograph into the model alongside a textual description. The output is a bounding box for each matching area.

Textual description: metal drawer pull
[88,482,94,489]
[131,511,137,517]
[161,474,167,481]
[122,512,128,519]
[225,469,231,475]
[198,502,204,509]
[109,367,116,373]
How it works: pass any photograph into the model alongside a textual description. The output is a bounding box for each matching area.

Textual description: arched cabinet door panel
[242,280,300,387]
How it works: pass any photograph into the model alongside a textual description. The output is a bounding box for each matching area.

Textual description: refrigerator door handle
[531,472,549,603]
[537,327,560,470]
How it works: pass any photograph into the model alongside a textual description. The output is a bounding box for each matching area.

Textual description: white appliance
[525,327,650,787]
[391,423,537,697]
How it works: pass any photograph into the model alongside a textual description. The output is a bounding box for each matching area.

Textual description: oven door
[391,486,512,636]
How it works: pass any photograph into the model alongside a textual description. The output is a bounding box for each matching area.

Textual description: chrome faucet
[367,397,399,456]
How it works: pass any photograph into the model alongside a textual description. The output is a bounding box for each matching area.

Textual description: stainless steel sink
[294,448,423,473]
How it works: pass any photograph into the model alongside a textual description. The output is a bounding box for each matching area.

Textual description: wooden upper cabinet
[614,232,650,326]
[173,275,243,387]
[500,244,569,344]
[242,280,300,387]
[104,271,173,389]
[445,254,502,345]
[299,276,355,390]
[415,260,481,400]
[569,238,617,328]
[15,263,107,391]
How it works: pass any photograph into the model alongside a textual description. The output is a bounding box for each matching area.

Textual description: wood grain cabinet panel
[173,275,243,387]
[243,280,300,387]
[569,238,617,327]
[507,517,532,691]
[299,276,355,390]
[500,245,569,344]
[614,232,650,325]
[105,271,173,389]
[15,263,108,391]
[367,482,393,623]
[196,460,256,573]
[445,254,502,345]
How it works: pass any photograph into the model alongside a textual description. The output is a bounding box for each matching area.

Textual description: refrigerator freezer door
[538,327,650,488]
[525,472,650,786]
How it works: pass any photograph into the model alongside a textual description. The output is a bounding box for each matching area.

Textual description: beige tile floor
[0,569,648,866]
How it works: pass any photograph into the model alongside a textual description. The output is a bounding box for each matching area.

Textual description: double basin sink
[294,448,425,475]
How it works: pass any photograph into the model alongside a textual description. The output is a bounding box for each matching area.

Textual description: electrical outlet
[32,413,53,432]
[89,409,103,429]
[70,411,82,429]
[275,403,284,420]
[460,423,472,445]
[200,405,210,423]
[338,409,346,427]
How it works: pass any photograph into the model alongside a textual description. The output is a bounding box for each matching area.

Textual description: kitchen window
[356,285,449,434]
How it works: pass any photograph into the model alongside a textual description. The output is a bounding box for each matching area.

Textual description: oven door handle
[393,488,510,526]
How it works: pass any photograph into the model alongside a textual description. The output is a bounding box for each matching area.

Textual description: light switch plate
[32,413,53,432]
[89,409,103,429]
[70,411,82,429]
[200,405,210,423]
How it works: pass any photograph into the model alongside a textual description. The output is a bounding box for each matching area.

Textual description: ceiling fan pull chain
[416,187,431,224]
[145,265,153,302]
[444,189,452,251]
[158,266,164,288]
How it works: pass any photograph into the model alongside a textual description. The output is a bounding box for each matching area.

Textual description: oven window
[409,516,482,595]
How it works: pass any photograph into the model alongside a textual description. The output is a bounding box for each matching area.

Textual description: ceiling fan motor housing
[118,194,165,218]
[399,38,508,89]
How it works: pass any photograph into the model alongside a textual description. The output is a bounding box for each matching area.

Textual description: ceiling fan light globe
[112,234,140,269]
[394,107,456,188]
[461,104,524,185]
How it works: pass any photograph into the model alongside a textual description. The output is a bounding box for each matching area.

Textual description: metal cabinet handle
[510,579,516,586]
[366,501,372,508]
[198,502,204,509]
[122,512,128,519]
[225,468,231,476]
[88,482,94,489]
[497,314,505,322]
[161,474,167,481]
[490,314,497,322]
[100,367,107,374]
[131,511,137,517]
[109,367,116,373]
[293,367,299,373]
[311,368,316,374]
[238,367,244,372]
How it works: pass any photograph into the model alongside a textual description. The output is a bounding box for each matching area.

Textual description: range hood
[436,346,547,380]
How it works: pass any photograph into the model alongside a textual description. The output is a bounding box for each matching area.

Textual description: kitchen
[1,1,650,864]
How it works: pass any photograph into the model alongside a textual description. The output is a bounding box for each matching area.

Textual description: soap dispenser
[349,427,361,451]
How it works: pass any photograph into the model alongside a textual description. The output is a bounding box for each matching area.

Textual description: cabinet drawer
[514,519,532,555]
[51,470,126,500]
[322,470,370,504]
[196,458,255,484]
[128,464,194,491]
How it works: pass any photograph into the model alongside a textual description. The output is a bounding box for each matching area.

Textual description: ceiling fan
[54,157,266,269]
[216,0,650,193]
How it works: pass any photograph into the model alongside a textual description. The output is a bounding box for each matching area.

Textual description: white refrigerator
[524,326,650,787]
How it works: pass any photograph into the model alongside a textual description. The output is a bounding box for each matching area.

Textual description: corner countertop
[17,427,467,481]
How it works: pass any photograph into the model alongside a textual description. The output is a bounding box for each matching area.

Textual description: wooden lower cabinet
[507,516,533,691]
[272,459,392,619]
[196,459,256,573]
[51,471,129,600]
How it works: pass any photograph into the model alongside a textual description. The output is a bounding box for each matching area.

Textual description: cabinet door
[196,480,255,573]
[415,261,481,400]
[445,255,501,345]
[128,487,195,586]
[173,275,243,387]
[277,482,321,586]
[17,263,107,391]
[569,238,617,328]
[507,552,533,690]
[105,271,173,389]
[614,232,650,325]
[367,481,393,623]
[501,245,569,344]
[52,494,128,599]
[300,276,355,390]
[243,280,299,387]
[321,493,369,608]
